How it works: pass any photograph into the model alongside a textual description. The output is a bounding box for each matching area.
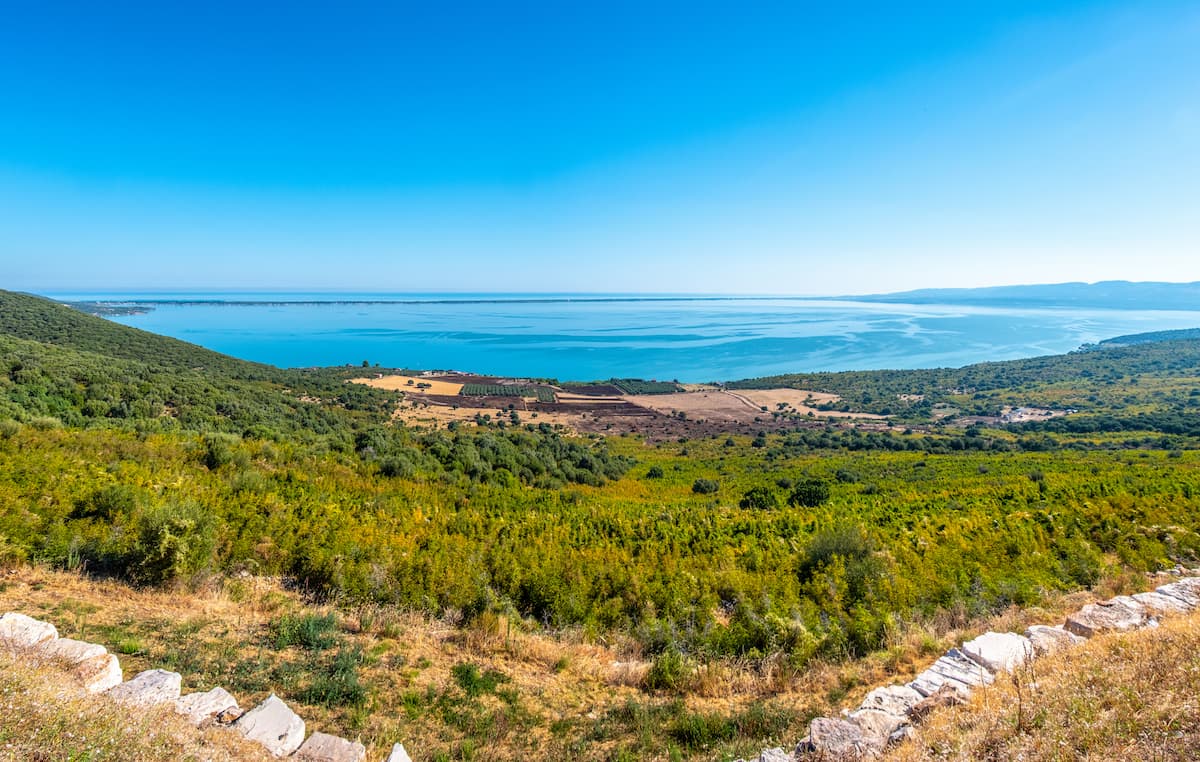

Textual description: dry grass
[0,650,275,762]
[890,608,1200,761]
[3,565,1179,760]
[351,375,465,396]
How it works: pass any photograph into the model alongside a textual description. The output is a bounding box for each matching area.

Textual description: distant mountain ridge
[848,280,1200,309]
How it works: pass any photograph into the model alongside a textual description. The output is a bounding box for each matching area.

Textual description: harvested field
[352,374,465,396]
[728,388,889,420]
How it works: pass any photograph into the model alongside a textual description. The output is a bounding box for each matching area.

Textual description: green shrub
[788,478,831,507]
[128,501,217,586]
[451,662,509,697]
[645,466,665,479]
[301,647,369,708]
[0,419,19,439]
[272,613,340,651]
[692,478,719,495]
[739,486,778,510]
[667,711,735,748]
[644,649,690,692]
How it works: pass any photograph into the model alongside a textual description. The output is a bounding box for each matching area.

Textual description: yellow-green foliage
[3,425,1199,667]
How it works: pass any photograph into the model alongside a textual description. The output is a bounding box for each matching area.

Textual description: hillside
[3,288,1200,758]
[846,280,1200,310]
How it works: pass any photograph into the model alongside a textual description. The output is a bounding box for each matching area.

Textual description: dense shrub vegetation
[3,289,1200,683]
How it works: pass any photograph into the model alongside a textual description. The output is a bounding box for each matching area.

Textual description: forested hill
[1098,327,1200,347]
[0,289,391,438]
[728,332,1200,423]
[847,280,1200,309]
[1,290,280,380]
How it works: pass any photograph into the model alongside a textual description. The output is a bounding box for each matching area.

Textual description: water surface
[47,293,1200,382]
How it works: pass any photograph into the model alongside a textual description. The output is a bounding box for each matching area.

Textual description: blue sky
[2,1,1198,294]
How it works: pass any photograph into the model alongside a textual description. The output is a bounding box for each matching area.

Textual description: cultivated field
[352,374,465,396]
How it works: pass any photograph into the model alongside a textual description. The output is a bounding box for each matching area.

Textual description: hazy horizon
[3,2,1199,293]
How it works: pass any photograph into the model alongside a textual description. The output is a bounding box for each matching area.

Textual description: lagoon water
[49,293,1200,383]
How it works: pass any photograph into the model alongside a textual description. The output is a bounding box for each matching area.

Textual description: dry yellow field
[351,374,465,395]
[727,388,889,419]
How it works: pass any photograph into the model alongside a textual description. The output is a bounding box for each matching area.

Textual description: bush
[301,647,369,708]
[644,649,691,692]
[739,486,779,510]
[202,433,241,470]
[451,662,509,697]
[788,478,831,507]
[272,613,340,651]
[0,419,19,439]
[128,501,217,586]
[645,465,665,479]
[692,478,719,495]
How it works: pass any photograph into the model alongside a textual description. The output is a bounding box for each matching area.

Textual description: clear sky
[1,1,1198,294]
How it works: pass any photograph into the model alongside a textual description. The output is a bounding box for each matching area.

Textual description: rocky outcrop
[233,693,307,757]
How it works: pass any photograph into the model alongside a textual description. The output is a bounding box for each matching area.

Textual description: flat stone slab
[1065,597,1150,637]
[294,732,366,762]
[1024,624,1083,655]
[0,612,58,649]
[77,653,123,693]
[908,684,967,722]
[107,668,182,706]
[384,744,413,762]
[909,668,971,699]
[176,686,240,726]
[849,707,908,740]
[858,684,923,717]
[44,637,106,664]
[233,693,305,757]
[926,648,994,688]
[798,716,884,758]
[756,749,792,762]
[961,631,1032,672]
[1156,581,1200,608]
[1132,591,1191,615]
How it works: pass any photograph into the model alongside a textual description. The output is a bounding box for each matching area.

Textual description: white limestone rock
[909,668,971,699]
[756,748,793,762]
[1024,624,1083,656]
[858,684,923,717]
[1064,597,1150,638]
[77,653,123,693]
[107,668,182,706]
[294,732,366,762]
[849,707,908,740]
[43,637,106,664]
[0,612,58,649]
[384,743,413,762]
[1132,590,1191,615]
[961,631,1032,672]
[798,716,884,758]
[175,686,240,727]
[233,693,306,757]
[1155,581,1200,608]
[926,648,994,688]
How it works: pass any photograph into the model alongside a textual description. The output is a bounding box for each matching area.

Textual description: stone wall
[0,611,412,762]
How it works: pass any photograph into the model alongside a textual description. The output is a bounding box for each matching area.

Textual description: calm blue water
[46,293,1200,382]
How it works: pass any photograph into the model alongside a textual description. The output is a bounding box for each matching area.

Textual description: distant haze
[2,2,1198,293]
